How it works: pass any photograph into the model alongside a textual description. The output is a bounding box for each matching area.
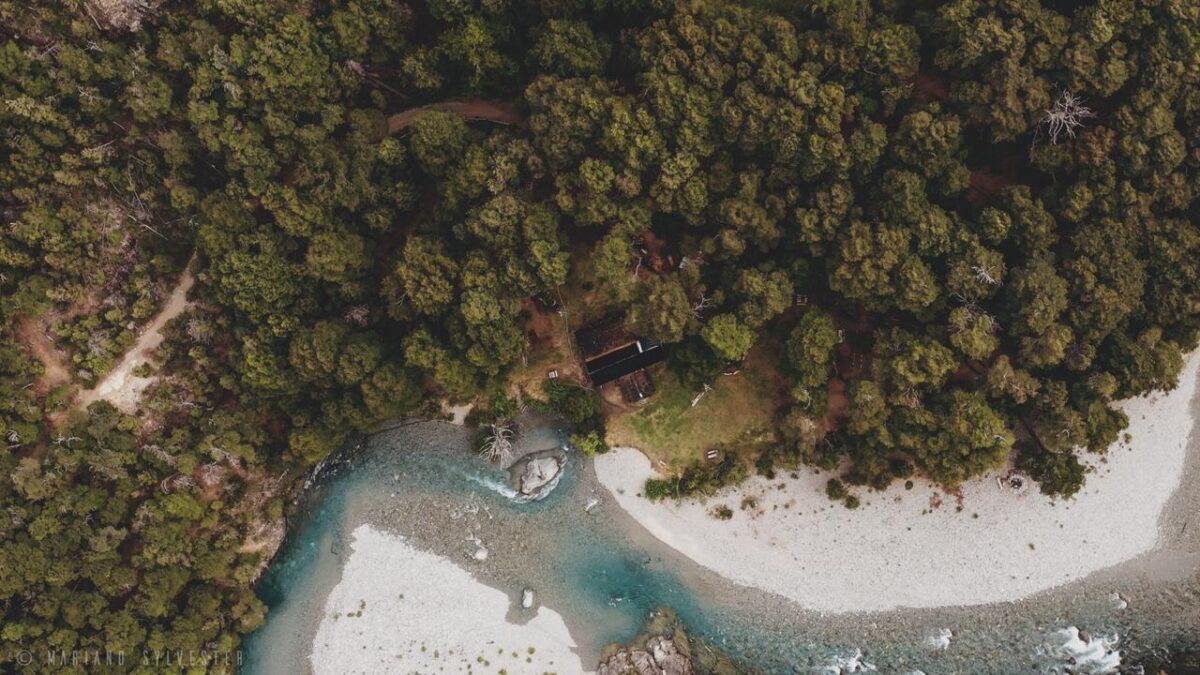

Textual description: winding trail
[387,100,524,134]
[75,259,195,414]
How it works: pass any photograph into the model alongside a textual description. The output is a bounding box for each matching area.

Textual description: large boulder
[597,635,693,675]
[520,455,563,494]
[507,449,567,501]
[647,636,692,675]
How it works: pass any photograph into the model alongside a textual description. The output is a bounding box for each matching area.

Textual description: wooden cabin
[574,315,666,404]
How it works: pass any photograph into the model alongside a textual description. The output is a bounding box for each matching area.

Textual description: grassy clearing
[605,345,783,471]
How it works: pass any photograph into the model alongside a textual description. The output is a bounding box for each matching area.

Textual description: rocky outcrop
[519,455,562,494]
[507,448,566,501]
[598,635,693,675]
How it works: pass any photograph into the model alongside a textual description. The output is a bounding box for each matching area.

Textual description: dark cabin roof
[575,316,667,387]
[575,315,636,359]
[584,339,665,386]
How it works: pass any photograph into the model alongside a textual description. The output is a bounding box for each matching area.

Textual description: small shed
[616,370,656,404]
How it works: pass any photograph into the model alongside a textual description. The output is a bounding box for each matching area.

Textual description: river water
[241,418,1200,674]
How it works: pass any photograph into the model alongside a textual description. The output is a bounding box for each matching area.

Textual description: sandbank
[309,523,590,674]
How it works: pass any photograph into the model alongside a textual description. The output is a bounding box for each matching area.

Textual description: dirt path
[75,260,195,414]
[387,100,524,134]
[15,315,71,395]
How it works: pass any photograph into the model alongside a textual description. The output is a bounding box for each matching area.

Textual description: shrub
[1018,446,1087,499]
[569,430,607,456]
[536,380,602,428]
[643,478,673,500]
[754,453,776,478]
[533,379,608,444]
[825,478,848,500]
[642,452,748,501]
[489,392,520,421]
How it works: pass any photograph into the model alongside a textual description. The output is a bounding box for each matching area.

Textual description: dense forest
[2,0,1198,670]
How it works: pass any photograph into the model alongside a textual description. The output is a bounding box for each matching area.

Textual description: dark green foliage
[701,314,755,362]
[1018,446,1088,499]
[538,380,600,425]
[709,504,734,520]
[786,310,839,389]
[530,19,611,77]
[628,275,694,343]
[669,337,726,389]
[644,453,748,501]
[535,379,606,439]
[825,478,848,501]
[569,430,608,457]
[2,0,1199,666]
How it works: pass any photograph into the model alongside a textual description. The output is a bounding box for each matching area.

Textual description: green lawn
[605,349,782,470]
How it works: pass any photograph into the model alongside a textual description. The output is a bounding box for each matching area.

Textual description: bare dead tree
[207,443,243,469]
[691,294,713,319]
[679,251,705,270]
[198,463,224,487]
[479,423,516,464]
[159,474,195,494]
[1039,91,1095,145]
[881,82,915,98]
[77,84,99,104]
[955,302,996,331]
[971,264,1000,286]
[186,316,212,343]
[82,1,104,31]
[145,444,179,468]
[343,305,370,326]
[344,59,403,97]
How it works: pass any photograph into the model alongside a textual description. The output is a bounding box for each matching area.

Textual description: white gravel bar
[595,351,1200,613]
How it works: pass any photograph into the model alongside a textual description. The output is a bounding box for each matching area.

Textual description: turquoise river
[241,418,1200,674]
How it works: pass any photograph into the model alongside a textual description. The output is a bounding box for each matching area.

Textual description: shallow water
[242,418,1200,674]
